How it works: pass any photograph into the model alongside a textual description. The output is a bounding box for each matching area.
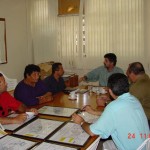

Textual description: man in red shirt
[0,73,38,124]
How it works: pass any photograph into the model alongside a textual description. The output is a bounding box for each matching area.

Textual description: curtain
[82,0,144,70]
[28,0,144,72]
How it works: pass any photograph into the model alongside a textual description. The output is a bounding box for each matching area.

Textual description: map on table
[0,135,36,150]
[48,122,90,146]
[38,106,78,117]
[15,118,64,139]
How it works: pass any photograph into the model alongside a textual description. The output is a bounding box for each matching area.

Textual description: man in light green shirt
[79,53,124,86]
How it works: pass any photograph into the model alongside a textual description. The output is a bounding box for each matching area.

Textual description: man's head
[52,63,64,77]
[0,73,7,93]
[126,62,145,83]
[104,53,117,68]
[24,64,40,83]
[107,73,129,98]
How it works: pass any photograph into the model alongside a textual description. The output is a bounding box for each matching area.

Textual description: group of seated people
[0,52,150,149]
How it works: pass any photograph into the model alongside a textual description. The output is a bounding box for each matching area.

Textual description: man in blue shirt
[14,64,52,106]
[72,73,149,150]
[79,53,123,86]
[43,63,66,95]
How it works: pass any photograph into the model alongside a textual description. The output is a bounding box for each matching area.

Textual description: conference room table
[34,91,105,150]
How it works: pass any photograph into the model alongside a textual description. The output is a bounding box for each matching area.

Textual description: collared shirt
[0,91,21,117]
[129,74,150,120]
[14,80,49,106]
[86,66,124,86]
[90,93,150,150]
[43,75,66,95]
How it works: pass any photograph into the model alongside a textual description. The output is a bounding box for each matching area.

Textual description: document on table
[32,142,78,150]
[38,106,78,117]
[78,112,99,123]
[48,122,90,146]
[3,113,36,131]
[0,135,36,150]
[15,118,64,139]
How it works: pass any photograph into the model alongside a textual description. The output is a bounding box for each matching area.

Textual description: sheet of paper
[79,112,99,123]
[48,122,90,146]
[38,106,78,117]
[0,135,36,149]
[32,142,78,150]
[3,113,36,131]
[15,118,64,139]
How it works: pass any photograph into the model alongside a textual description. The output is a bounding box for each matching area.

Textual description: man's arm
[81,122,95,136]
[17,103,38,115]
[72,113,96,136]
[17,103,26,113]
[38,92,53,104]
[82,105,102,116]
[0,113,27,125]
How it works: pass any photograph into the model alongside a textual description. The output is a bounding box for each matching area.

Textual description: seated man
[126,62,150,128]
[43,62,66,95]
[72,73,149,150]
[0,73,37,124]
[79,53,123,86]
[14,64,53,106]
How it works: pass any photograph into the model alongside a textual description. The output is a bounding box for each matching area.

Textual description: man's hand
[78,76,87,83]
[29,108,38,115]
[38,92,53,104]
[82,105,95,114]
[82,105,102,116]
[72,113,85,125]
[12,113,27,124]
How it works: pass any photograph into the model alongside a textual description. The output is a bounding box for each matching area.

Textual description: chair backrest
[137,138,150,150]
[86,137,101,150]
[0,71,17,91]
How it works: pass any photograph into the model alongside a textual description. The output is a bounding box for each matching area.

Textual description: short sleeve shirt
[14,80,49,106]
[90,93,150,150]
[0,91,21,117]
[86,66,124,86]
[43,75,66,94]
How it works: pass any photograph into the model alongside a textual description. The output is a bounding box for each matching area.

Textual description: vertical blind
[28,0,144,71]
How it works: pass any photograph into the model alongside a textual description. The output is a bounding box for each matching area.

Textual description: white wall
[0,0,33,81]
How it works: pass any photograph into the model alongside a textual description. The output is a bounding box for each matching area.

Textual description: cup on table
[69,92,77,100]
[99,87,107,94]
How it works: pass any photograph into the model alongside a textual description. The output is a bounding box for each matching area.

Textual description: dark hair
[0,73,3,77]
[52,63,62,74]
[128,62,145,75]
[104,53,117,66]
[24,64,40,78]
[107,73,129,96]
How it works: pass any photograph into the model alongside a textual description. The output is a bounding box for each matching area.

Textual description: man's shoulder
[16,80,25,87]
[0,91,10,97]
[0,91,16,101]
[92,65,105,71]
[114,66,124,73]
[44,75,54,81]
